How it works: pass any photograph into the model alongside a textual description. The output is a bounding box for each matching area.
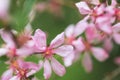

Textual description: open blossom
[81,24,109,72]
[1,59,41,80]
[32,29,73,79]
[64,17,89,64]
[0,25,34,58]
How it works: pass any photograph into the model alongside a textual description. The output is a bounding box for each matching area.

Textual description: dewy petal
[50,32,64,48]
[65,24,74,38]
[63,51,74,67]
[43,59,52,80]
[82,52,92,73]
[0,29,16,48]
[53,45,73,57]
[74,18,88,37]
[72,37,85,52]
[32,29,46,51]
[1,69,13,80]
[51,57,66,76]
[75,1,91,15]
[9,76,20,80]
[0,48,8,56]
[91,47,109,61]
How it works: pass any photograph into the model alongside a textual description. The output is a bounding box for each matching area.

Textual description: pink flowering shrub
[0,0,120,80]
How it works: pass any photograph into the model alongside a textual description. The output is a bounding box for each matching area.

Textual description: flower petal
[0,48,8,56]
[0,29,16,48]
[65,24,74,38]
[72,37,85,52]
[63,51,74,67]
[1,69,13,80]
[82,52,92,73]
[50,32,64,48]
[53,45,73,57]
[32,29,46,51]
[9,76,20,80]
[91,0,100,5]
[113,33,120,44]
[43,59,52,79]
[75,1,91,15]
[51,57,66,76]
[91,47,109,61]
[74,18,88,36]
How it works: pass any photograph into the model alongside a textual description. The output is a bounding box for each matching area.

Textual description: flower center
[8,48,16,57]
[65,37,75,45]
[83,41,91,50]
[45,48,52,55]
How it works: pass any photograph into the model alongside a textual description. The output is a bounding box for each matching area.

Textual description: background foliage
[0,0,120,80]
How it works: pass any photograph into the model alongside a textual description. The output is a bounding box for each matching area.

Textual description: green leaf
[10,0,36,32]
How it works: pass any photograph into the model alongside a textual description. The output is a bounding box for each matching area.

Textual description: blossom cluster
[0,0,120,80]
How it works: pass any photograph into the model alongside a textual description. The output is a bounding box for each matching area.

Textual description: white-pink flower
[32,29,73,79]
[1,60,41,80]
[0,28,34,58]
[81,28,109,72]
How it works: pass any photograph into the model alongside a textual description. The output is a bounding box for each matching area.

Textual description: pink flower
[81,29,109,72]
[64,18,89,65]
[32,29,73,79]
[1,60,41,80]
[0,28,34,58]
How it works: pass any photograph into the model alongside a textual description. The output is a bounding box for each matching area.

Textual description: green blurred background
[0,0,120,80]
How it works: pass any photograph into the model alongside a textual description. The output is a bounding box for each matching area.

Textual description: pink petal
[113,33,120,44]
[0,0,10,18]
[63,51,74,67]
[82,52,92,73]
[91,47,109,61]
[103,38,113,52]
[99,23,112,34]
[9,76,20,80]
[0,48,8,56]
[91,0,100,5]
[1,69,13,80]
[75,1,91,15]
[51,57,66,76]
[74,18,88,37]
[85,25,102,43]
[53,45,73,57]
[17,47,34,56]
[111,0,117,6]
[65,24,74,38]
[50,32,64,48]
[0,29,16,48]
[72,37,85,52]
[43,59,52,79]
[32,29,46,51]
